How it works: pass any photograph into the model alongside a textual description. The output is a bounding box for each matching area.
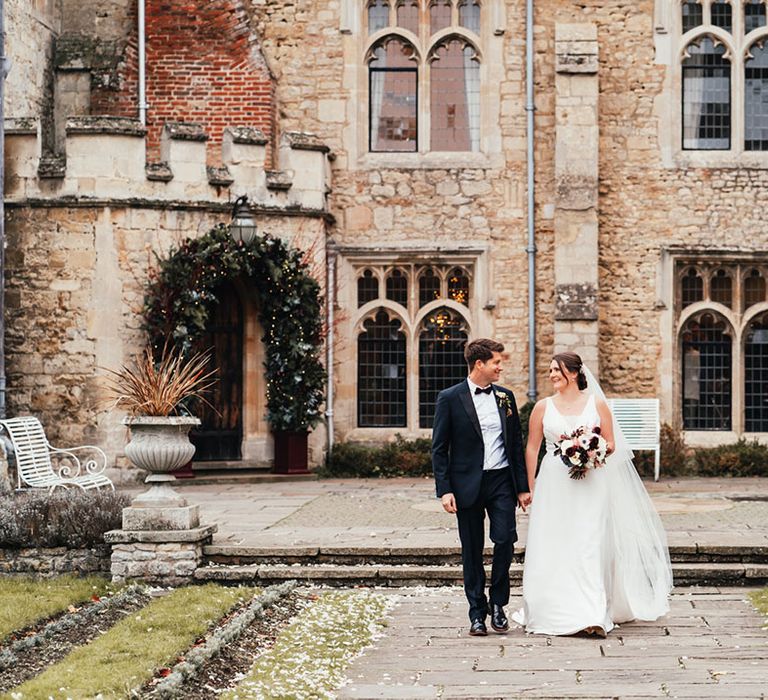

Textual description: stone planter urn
[122,416,201,528]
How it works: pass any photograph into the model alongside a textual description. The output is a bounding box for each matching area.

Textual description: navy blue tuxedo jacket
[431,381,529,509]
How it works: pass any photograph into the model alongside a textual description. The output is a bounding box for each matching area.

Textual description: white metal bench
[0,416,114,492]
[606,398,661,481]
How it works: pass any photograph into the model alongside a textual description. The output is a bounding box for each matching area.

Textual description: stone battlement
[4,116,331,214]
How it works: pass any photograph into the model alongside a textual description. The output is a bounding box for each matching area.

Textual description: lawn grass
[6,583,256,700]
[749,587,768,627]
[0,575,113,642]
[225,590,390,700]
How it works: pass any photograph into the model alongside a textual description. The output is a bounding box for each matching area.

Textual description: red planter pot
[273,430,310,474]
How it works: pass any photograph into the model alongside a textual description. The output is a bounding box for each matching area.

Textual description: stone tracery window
[354,261,473,428]
[365,0,482,153]
[679,1,768,152]
[676,259,768,433]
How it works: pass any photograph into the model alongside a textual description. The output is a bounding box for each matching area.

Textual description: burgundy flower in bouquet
[554,425,608,480]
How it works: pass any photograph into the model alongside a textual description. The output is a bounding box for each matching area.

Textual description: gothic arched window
[681,312,733,430]
[681,267,704,307]
[418,307,468,427]
[745,40,768,151]
[358,268,379,307]
[397,0,419,34]
[710,268,734,307]
[429,39,481,152]
[745,0,767,34]
[682,37,731,150]
[458,0,481,33]
[358,310,407,426]
[745,310,768,431]
[368,0,390,34]
[682,1,703,32]
[386,268,409,305]
[711,0,733,32]
[447,266,470,304]
[369,37,419,152]
[418,267,441,306]
[743,268,766,310]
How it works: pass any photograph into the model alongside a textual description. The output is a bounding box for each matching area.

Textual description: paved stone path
[338,587,768,699]
[178,477,768,551]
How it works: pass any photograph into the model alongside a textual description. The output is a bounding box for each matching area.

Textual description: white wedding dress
[514,392,672,635]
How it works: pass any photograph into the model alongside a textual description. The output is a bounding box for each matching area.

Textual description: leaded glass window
[745,0,767,33]
[430,41,480,152]
[711,0,733,32]
[369,38,418,152]
[419,307,468,427]
[710,268,733,307]
[430,0,452,34]
[682,267,704,307]
[745,311,768,431]
[682,1,703,32]
[447,267,470,304]
[358,310,407,427]
[681,312,732,431]
[368,0,390,34]
[458,0,481,34]
[386,268,409,305]
[743,268,766,310]
[745,41,768,151]
[358,269,379,307]
[682,38,731,150]
[418,267,441,306]
[397,0,419,34]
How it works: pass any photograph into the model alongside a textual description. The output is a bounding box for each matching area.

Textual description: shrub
[693,438,768,477]
[0,489,130,549]
[321,434,432,479]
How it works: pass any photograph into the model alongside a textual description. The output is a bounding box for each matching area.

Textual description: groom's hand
[441,493,457,514]
[517,492,532,511]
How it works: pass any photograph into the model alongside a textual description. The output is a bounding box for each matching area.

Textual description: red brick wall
[93,0,275,164]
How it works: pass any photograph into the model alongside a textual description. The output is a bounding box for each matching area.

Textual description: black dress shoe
[469,618,488,636]
[491,604,509,633]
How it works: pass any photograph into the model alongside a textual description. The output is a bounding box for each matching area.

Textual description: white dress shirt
[467,378,509,471]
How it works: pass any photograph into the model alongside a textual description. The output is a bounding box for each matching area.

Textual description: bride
[513,352,672,637]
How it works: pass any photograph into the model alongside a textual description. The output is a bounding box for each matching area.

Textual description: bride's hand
[606,442,615,455]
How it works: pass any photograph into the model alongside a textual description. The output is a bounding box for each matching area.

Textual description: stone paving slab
[171,477,768,552]
[337,586,768,699]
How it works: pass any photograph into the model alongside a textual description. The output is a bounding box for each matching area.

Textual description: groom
[432,338,531,636]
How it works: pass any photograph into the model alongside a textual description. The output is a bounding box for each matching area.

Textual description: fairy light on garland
[143,223,326,432]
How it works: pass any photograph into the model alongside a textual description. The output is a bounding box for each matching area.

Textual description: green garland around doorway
[143,223,326,432]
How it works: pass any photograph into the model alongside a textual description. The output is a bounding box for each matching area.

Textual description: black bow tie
[474,385,493,395]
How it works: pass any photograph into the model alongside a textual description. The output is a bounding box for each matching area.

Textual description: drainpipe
[138,0,148,125]
[325,248,337,452]
[525,0,537,403]
[0,0,7,419]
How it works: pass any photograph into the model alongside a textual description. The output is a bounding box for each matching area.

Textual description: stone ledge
[146,162,174,182]
[204,545,320,557]
[226,126,268,145]
[265,169,293,190]
[207,165,234,187]
[283,131,330,153]
[66,116,147,137]
[105,524,217,544]
[163,122,209,142]
[5,118,38,135]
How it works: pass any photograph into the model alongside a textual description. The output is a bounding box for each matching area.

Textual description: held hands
[441,493,458,514]
[517,492,532,512]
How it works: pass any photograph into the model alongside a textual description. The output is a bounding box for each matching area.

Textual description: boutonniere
[495,391,513,417]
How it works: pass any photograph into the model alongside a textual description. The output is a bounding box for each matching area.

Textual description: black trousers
[456,468,517,622]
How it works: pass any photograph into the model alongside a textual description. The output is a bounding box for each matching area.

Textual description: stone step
[202,544,768,567]
[194,562,768,587]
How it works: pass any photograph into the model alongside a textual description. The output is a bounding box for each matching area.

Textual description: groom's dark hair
[465,338,504,370]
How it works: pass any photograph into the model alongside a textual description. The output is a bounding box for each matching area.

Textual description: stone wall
[0,545,111,576]
[4,0,60,118]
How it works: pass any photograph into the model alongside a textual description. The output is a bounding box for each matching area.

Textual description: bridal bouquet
[554,425,608,480]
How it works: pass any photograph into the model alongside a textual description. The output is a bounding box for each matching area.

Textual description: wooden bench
[606,398,661,481]
[0,416,114,491]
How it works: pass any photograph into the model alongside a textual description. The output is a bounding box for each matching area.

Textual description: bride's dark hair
[553,352,588,390]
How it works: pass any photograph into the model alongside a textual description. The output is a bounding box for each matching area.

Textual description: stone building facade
[4,0,768,481]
